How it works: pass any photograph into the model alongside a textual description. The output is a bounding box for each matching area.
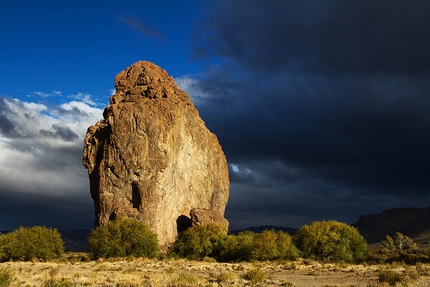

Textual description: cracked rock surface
[83,61,229,247]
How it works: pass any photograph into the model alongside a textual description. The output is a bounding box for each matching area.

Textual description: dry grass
[2,254,430,287]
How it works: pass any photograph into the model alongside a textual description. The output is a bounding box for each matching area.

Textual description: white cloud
[175,76,212,104]
[30,90,63,99]
[23,101,48,113]
[0,95,103,198]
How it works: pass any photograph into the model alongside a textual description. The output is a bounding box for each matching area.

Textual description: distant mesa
[353,206,430,244]
[83,61,230,248]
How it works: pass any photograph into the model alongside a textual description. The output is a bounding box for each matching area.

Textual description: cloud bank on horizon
[0,0,429,231]
[0,93,103,230]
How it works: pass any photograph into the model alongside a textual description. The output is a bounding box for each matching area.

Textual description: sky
[1,0,429,232]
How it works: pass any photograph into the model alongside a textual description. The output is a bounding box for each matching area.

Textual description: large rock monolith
[83,61,229,247]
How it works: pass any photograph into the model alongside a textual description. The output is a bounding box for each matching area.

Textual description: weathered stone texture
[83,61,229,247]
[190,208,229,230]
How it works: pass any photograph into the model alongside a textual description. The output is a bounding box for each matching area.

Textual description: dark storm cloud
[189,0,430,229]
[0,97,21,138]
[0,97,19,137]
[0,190,93,231]
[195,0,430,74]
[117,12,165,41]
[40,124,79,142]
[58,106,90,117]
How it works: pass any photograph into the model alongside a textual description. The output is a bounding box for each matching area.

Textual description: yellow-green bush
[172,225,299,262]
[88,217,159,259]
[293,220,367,262]
[171,223,227,260]
[219,229,299,262]
[0,226,64,261]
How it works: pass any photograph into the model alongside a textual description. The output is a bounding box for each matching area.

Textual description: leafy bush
[382,232,417,250]
[219,229,299,262]
[1,226,64,261]
[293,220,368,262]
[217,230,254,262]
[171,223,227,260]
[274,230,301,260]
[172,225,299,262]
[0,234,4,260]
[88,217,160,259]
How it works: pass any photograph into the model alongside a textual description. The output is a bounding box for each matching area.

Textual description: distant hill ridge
[230,225,298,235]
[352,206,430,244]
[61,230,90,252]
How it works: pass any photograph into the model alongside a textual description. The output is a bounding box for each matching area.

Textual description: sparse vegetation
[0,268,14,287]
[211,271,238,283]
[42,277,74,287]
[293,220,368,262]
[3,254,430,286]
[88,217,160,259]
[0,226,64,261]
[378,268,405,286]
[167,273,202,287]
[241,267,267,283]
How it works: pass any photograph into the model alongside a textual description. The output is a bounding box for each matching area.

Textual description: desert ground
[3,254,430,287]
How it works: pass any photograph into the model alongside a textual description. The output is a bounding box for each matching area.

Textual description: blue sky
[1,0,203,104]
[1,0,430,232]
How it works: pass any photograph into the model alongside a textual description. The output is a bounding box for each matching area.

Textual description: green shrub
[171,223,227,260]
[0,268,14,287]
[293,220,368,262]
[382,232,417,250]
[171,226,301,263]
[274,230,300,260]
[251,229,281,260]
[1,226,64,261]
[88,217,160,259]
[218,230,254,262]
[219,229,299,262]
[0,234,4,260]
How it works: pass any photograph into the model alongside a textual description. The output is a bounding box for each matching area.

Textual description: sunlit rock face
[83,61,229,247]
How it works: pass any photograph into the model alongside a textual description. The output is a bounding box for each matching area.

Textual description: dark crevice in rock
[177,215,192,233]
[131,182,141,211]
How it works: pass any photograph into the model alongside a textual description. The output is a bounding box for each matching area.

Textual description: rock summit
[83,61,230,247]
